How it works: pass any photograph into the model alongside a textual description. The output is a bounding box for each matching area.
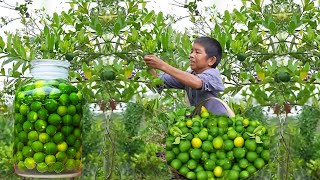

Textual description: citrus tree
[1,0,320,179]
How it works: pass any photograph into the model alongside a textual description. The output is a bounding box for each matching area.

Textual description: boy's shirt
[158,68,228,115]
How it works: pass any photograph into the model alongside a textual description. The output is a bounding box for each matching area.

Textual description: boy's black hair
[194,36,222,68]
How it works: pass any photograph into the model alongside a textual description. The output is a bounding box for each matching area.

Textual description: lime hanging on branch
[100,70,116,81]
[65,53,76,61]
[275,71,291,82]
[236,53,247,62]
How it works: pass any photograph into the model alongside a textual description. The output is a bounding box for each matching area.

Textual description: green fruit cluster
[14,79,83,174]
[166,109,270,180]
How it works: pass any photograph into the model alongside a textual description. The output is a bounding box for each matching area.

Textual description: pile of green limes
[13,79,84,174]
[166,107,270,180]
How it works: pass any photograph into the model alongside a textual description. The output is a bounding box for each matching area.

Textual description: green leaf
[53,12,60,26]
[157,12,163,25]
[114,22,121,35]
[255,136,262,143]
[173,137,181,144]
[224,10,231,26]
[143,11,154,24]
[95,23,103,36]
[234,9,246,23]
[0,36,5,49]
[303,62,310,71]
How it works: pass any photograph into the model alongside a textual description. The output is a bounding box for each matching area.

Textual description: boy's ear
[208,56,217,66]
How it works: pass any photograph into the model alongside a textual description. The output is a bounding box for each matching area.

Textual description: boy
[144,36,227,115]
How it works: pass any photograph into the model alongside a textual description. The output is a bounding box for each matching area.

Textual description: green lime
[75,151,81,160]
[44,142,58,155]
[179,140,191,152]
[232,164,241,171]
[254,158,265,169]
[59,94,70,105]
[16,91,25,101]
[73,128,81,138]
[196,171,208,180]
[198,130,208,141]
[190,148,202,160]
[57,142,68,152]
[204,159,215,171]
[261,150,270,162]
[227,170,240,180]
[22,146,33,157]
[237,53,247,62]
[49,88,61,99]
[218,117,229,128]
[235,125,244,133]
[166,151,175,163]
[53,132,65,144]
[57,106,68,116]
[45,99,59,113]
[16,142,24,152]
[36,162,48,173]
[24,157,36,170]
[224,139,234,151]
[100,70,116,81]
[178,165,190,176]
[28,130,39,141]
[202,140,213,153]
[58,83,73,94]
[245,139,257,151]
[48,113,62,126]
[61,126,74,136]
[177,152,189,163]
[65,159,76,170]
[201,151,210,161]
[65,52,75,61]
[56,151,67,163]
[15,151,24,162]
[73,139,82,151]
[45,154,56,165]
[33,152,46,163]
[73,114,81,126]
[62,115,73,125]
[23,121,33,133]
[19,104,30,115]
[186,171,197,180]
[31,141,43,152]
[170,159,182,170]
[239,170,250,179]
[39,133,50,143]
[34,80,46,88]
[14,113,24,123]
[66,147,77,158]
[246,165,257,174]
[233,148,246,159]
[18,161,27,171]
[239,158,249,169]
[187,159,198,170]
[75,104,82,113]
[32,88,46,101]
[212,136,224,150]
[246,151,258,162]
[67,105,77,115]
[34,119,47,132]
[192,126,201,134]
[30,101,42,111]
[27,111,38,123]
[69,92,79,105]
[18,131,28,143]
[53,162,65,173]
[24,96,34,105]
[38,108,49,120]
[46,125,57,136]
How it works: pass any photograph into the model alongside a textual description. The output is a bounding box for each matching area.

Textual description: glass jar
[13,60,83,178]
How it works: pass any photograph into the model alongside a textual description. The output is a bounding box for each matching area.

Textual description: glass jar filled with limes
[13,60,84,178]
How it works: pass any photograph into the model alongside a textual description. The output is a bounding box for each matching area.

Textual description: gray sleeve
[159,72,185,89]
[196,69,225,92]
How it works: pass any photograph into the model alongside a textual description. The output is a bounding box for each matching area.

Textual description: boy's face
[189,43,216,73]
